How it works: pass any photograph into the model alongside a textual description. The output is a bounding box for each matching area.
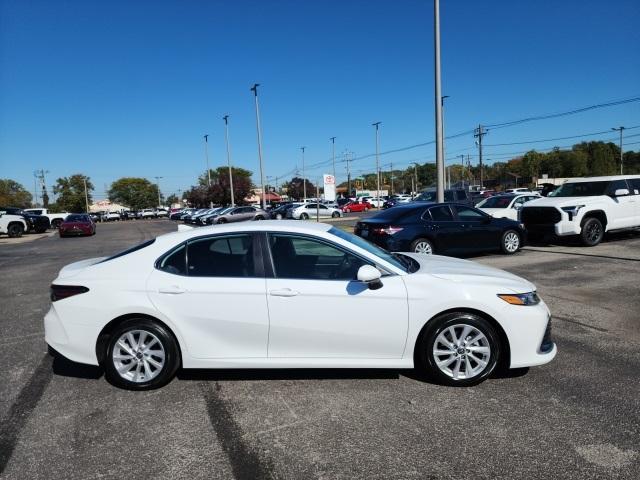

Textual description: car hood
[523,196,600,207]
[57,257,107,279]
[479,207,511,216]
[400,252,535,294]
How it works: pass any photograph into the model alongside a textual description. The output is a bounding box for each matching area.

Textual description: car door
[606,180,637,228]
[264,232,408,358]
[424,205,462,252]
[146,233,269,359]
[453,205,498,251]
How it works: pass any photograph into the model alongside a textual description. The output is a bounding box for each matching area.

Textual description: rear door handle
[269,288,299,297]
[158,286,186,294]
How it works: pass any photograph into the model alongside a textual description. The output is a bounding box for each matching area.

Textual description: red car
[59,214,96,237]
[341,201,372,213]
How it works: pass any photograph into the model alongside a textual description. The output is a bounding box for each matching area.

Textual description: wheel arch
[414,307,511,370]
[95,313,183,366]
[581,210,607,230]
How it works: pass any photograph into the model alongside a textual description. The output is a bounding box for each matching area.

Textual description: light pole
[441,95,450,187]
[372,122,381,205]
[83,176,90,213]
[154,176,163,207]
[301,146,306,201]
[251,84,267,210]
[203,134,212,208]
[434,0,445,203]
[223,115,235,206]
[612,126,625,174]
[330,136,336,182]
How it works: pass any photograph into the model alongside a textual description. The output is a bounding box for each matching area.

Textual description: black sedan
[354,203,525,256]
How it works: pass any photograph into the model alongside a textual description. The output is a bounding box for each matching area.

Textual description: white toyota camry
[45,221,556,390]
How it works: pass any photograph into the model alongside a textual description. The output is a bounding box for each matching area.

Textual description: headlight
[497,292,540,306]
[561,205,585,221]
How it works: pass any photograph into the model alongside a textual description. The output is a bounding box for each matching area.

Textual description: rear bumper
[44,305,99,365]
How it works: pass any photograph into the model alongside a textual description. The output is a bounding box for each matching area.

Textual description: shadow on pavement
[177,368,402,382]
[52,354,103,380]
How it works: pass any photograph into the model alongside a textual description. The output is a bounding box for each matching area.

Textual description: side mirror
[614,188,629,197]
[357,265,383,290]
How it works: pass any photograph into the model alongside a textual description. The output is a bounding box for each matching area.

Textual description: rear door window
[187,234,256,277]
[427,205,454,221]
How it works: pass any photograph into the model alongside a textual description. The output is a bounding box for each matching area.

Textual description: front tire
[501,230,521,254]
[104,319,180,390]
[300,213,309,220]
[417,312,500,387]
[580,217,603,246]
[51,219,63,229]
[7,223,24,238]
[411,238,434,255]
[332,211,340,218]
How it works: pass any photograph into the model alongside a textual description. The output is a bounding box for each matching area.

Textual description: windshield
[552,181,609,197]
[328,227,408,273]
[477,196,513,208]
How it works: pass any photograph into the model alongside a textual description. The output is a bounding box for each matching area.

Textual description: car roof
[565,174,640,183]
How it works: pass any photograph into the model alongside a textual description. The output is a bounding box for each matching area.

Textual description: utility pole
[460,154,465,188]
[223,115,235,206]
[441,95,450,185]
[390,162,394,195]
[83,176,90,213]
[474,124,488,188]
[612,126,625,174]
[251,83,267,210]
[434,0,445,203]
[33,171,39,207]
[330,137,336,182]
[344,150,352,198]
[372,122,381,204]
[154,176,163,207]
[301,146,306,201]
[412,162,419,193]
[203,134,212,208]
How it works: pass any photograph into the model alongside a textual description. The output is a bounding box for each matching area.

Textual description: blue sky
[1,0,639,200]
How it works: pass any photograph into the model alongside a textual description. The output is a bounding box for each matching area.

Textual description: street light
[434,0,445,203]
[301,146,306,201]
[250,84,267,210]
[154,176,163,207]
[223,115,235,207]
[612,126,625,174]
[203,134,212,208]
[441,95,450,186]
[372,122,381,205]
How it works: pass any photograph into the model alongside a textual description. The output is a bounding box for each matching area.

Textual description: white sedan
[45,221,556,390]
[290,203,342,219]
[477,194,541,221]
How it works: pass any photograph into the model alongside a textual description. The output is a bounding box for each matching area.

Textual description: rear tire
[300,213,309,220]
[332,211,340,218]
[501,230,521,254]
[104,318,180,391]
[51,219,62,229]
[411,238,434,255]
[255,215,264,220]
[217,218,227,224]
[580,217,603,246]
[7,223,24,238]
[416,312,500,387]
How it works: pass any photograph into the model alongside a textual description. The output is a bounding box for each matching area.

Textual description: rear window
[99,239,156,263]
[553,181,609,197]
[369,206,426,223]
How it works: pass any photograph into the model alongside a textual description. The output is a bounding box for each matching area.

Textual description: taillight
[50,285,89,302]
[372,226,404,235]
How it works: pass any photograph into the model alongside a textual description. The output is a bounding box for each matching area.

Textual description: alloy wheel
[112,330,166,383]
[432,324,491,380]
[586,222,602,242]
[414,241,433,254]
[503,232,520,253]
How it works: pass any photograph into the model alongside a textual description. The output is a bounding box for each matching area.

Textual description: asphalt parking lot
[1,219,639,479]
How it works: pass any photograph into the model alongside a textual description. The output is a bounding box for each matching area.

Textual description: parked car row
[91,208,169,222]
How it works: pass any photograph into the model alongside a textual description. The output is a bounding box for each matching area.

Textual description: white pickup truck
[521,175,640,246]
[0,211,28,237]
[24,208,69,229]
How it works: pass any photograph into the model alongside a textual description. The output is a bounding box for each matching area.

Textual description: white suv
[521,175,640,246]
[0,211,28,238]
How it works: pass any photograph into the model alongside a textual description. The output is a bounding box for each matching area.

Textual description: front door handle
[158,286,186,294]
[269,288,299,297]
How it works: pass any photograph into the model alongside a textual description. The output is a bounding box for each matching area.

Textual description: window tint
[455,206,485,220]
[629,178,640,194]
[455,190,467,201]
[269,234,368,280]
[187,234,255,277]
[513,197,526,205]
[159,245,187,275]
[553,181,609,197]
[428,205,454,221]
[606,180,629,196]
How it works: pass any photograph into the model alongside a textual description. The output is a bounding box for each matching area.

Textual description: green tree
[53,174,93,212]
[108,177,159,210]
[166,194,180,206]
[283,177,316,200]
[194,167,253,205]
[0,179,33,208]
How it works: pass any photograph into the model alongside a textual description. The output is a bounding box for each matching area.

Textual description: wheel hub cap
[433,324,491,380]
[112,330,165,383]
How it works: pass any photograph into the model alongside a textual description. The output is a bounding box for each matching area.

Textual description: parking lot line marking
[0,354,53,474]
